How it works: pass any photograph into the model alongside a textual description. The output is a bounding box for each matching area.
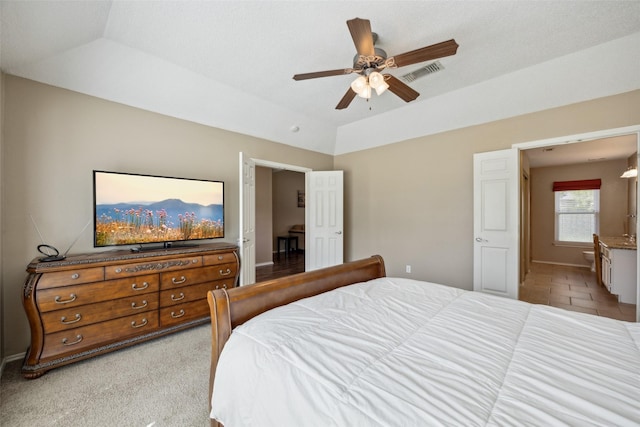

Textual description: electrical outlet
[405,265,411,273]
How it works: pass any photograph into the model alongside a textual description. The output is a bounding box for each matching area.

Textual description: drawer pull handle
[131,318,148,328]
[62,335,83,346]
[55,294,77,304]
[171,309,185,319]
[218,255,224,260]
[219,268,232,276]
[131,282,149,291]
[172,276,187,285]
[171,292,185,302]
[71,273,79,279]
[131,300,148,310]
[60,313,82,324]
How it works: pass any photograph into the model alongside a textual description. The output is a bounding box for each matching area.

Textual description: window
[554,187,600,244]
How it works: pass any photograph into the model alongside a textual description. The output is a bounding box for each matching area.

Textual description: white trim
[255,261,274,268]
[252,159,312,173]
[552,242,592,248]
[1,352,26,377]
[530,260,590,269]
[512,125,640,151]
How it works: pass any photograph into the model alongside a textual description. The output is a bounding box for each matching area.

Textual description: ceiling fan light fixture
[351,71,388,98]
[368,71,385,88]
[350,75,368,95]
[357,84,372,99]
[294,18,459,110]
[374,80,389,95]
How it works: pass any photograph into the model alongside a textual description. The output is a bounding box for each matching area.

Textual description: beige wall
[335,90,640,290]
[272,170,305,251]
[255,166,273,265]
[530,160,628,266]
[2,74,639,360]
[0,75,333,357]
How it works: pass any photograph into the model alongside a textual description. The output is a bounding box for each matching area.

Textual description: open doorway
[255,167,306,282]
[239,153,344,285]
[516,128,639,322]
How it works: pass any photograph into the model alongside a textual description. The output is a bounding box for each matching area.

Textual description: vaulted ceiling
[2,1,640,156]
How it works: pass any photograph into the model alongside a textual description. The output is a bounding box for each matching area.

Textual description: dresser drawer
[203,252,237,266]
[22,243,239,378]
[105,256,202,279]
[36,274,159,312]
[159,280,233,308]
[159,263,237,290]
[159,299,209,327]
[41,294,159,333]
[41,312,159,360]
[37,267,104,289]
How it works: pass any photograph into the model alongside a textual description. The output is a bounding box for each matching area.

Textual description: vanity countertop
[600,236,637,250]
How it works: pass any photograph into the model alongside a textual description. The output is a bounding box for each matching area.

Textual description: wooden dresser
[21,242,239,378]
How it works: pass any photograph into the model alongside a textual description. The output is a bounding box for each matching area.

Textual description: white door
[473,149,519,299]
[306,171,344,271]
[238,152,256,286]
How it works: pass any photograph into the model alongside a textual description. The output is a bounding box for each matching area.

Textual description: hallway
[255,251,305,282]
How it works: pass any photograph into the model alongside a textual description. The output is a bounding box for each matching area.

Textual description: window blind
[552,179,601,192]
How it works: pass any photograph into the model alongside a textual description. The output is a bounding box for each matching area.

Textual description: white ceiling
[524,135,637,168]
[2,1,640,158]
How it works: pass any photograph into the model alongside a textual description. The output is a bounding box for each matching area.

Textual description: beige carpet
[1,324,211,427]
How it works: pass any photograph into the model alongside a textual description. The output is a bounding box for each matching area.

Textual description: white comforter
[211,277,640,426]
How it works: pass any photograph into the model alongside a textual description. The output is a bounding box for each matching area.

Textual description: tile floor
[519,262,637,322]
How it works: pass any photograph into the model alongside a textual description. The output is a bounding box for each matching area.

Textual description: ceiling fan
[293,18,459,110]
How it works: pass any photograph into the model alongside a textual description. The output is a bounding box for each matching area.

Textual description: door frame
[511,124,640,322]
[239,155,311,285]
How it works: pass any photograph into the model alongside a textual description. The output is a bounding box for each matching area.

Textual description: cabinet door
[602,256,612,292]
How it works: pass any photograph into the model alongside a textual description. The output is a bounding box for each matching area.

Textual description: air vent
[401,61,444,83]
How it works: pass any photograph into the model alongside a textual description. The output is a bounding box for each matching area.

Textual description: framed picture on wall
[297,190,305,208]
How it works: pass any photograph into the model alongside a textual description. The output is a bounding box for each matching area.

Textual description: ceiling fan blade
[336,88,357,110]
[385,75,420,102]
[388,39,459,68]
[293,68,353,80]
[347,18,375,57]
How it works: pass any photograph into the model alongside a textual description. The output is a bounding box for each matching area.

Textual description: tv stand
[21,242,239,378]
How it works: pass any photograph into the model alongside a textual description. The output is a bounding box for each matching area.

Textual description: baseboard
[1,352,25,377]
[531,260,590,269]
[256,261,274,267]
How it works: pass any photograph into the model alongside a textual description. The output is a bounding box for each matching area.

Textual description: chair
[593,234,603,287]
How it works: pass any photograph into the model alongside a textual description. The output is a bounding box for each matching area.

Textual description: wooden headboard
[206,255,386,426]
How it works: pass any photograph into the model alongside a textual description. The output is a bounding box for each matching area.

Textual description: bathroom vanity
[599,237,637,304]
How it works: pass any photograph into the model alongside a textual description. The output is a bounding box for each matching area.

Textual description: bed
[206,255,640,426]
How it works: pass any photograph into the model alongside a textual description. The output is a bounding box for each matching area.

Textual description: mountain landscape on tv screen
[95,199,224,246]
[96,199,223,224]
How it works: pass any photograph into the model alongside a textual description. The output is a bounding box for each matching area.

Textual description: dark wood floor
[256,250,305,282]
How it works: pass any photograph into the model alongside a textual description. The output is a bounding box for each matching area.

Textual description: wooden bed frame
[206,255,386,427]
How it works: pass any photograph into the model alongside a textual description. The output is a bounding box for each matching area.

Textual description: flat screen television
[93,170,224,248]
